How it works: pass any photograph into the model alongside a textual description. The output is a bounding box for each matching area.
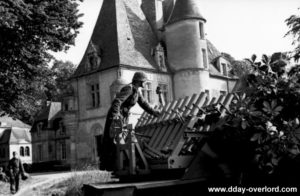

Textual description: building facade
[60,0,239,168]
[30,102,71,170]
[0,116,32,169]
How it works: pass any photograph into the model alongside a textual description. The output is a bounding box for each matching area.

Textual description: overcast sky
[53,0,300,65]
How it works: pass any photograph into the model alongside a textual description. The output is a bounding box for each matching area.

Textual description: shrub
[208,54,300,185]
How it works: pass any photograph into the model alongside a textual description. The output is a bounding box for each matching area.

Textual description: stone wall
[70,68,173,167]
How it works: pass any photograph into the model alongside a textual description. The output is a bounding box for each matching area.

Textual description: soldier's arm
[137,90,159,116]
[110,85,132,118]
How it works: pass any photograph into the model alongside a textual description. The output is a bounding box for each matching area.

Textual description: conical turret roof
[167,0,206,25]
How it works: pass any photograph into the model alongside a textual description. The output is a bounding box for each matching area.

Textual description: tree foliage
[230,60,252,77]
[208,54,300,184]
[0,0,83,118]
[285,8,300,61]
[46,60,76,101]
[13,60,76,124]
[220,52,253,78]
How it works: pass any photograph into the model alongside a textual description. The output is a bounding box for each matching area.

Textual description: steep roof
[207,40,222,64]
[73,0,158,78]
[0,127,31,144]
[0,115,31,129]
[163,0,175,23]
[35,102,62,122]
[166,0,206,25]
[206,40,238,79]
[9,127,31,144]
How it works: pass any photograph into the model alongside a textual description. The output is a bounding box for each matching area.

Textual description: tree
[207,54,300,185]
[230,60,252,77]
[0,0,83,118]
[285,8,300,61]
[10,60,76,124]
[46,60,76,101]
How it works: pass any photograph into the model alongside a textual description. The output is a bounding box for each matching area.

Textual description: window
[142,82,152,103]
[89,55,98,70]
[25,146,30,156]
[37,122,43,137]
[59,121,66,135]
[48,144,52,154]
[158,83,169,103]
[20,147,24,157]
[202,49,208,68]
[199,22,204,39]
[61,141,67,160]
[64,103,69,111]
[159,55,166,70]
[38,144,42,161]
[90,83,100,108]
[222,63,227,76]
[153,43,166,71]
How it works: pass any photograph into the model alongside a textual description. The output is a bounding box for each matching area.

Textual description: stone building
[0,116,32,169]
[60,0,239,168]
[30,102,71,170]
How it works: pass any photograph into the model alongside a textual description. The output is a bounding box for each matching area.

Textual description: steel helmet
[132,72,147,83]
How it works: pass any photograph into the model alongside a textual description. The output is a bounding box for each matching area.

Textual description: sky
[53,0,300,65]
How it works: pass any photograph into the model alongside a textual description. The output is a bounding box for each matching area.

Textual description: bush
[208,54,300,185]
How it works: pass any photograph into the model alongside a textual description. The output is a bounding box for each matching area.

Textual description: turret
[164,0,210,99]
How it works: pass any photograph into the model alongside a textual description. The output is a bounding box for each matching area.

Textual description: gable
[72,0,159,78]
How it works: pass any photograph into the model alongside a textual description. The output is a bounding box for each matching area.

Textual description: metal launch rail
[83,92,234,196]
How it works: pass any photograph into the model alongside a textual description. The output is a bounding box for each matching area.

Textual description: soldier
[8,151,25,194]
[100,72,161,171]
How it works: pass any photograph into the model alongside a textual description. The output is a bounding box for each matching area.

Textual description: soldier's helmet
[132,72,147,83]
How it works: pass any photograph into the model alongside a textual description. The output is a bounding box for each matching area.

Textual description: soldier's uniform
[100,83,159,171]
[8,157,24,194]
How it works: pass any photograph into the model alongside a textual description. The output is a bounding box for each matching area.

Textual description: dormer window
[37,122,43,136]
[152,43,166,71]
[87,51,101,71]
[86,42,102,72]
[221,63,228,76]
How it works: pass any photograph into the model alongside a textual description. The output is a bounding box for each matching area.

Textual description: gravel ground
[0,170,112,196]
[0,176,47,196]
